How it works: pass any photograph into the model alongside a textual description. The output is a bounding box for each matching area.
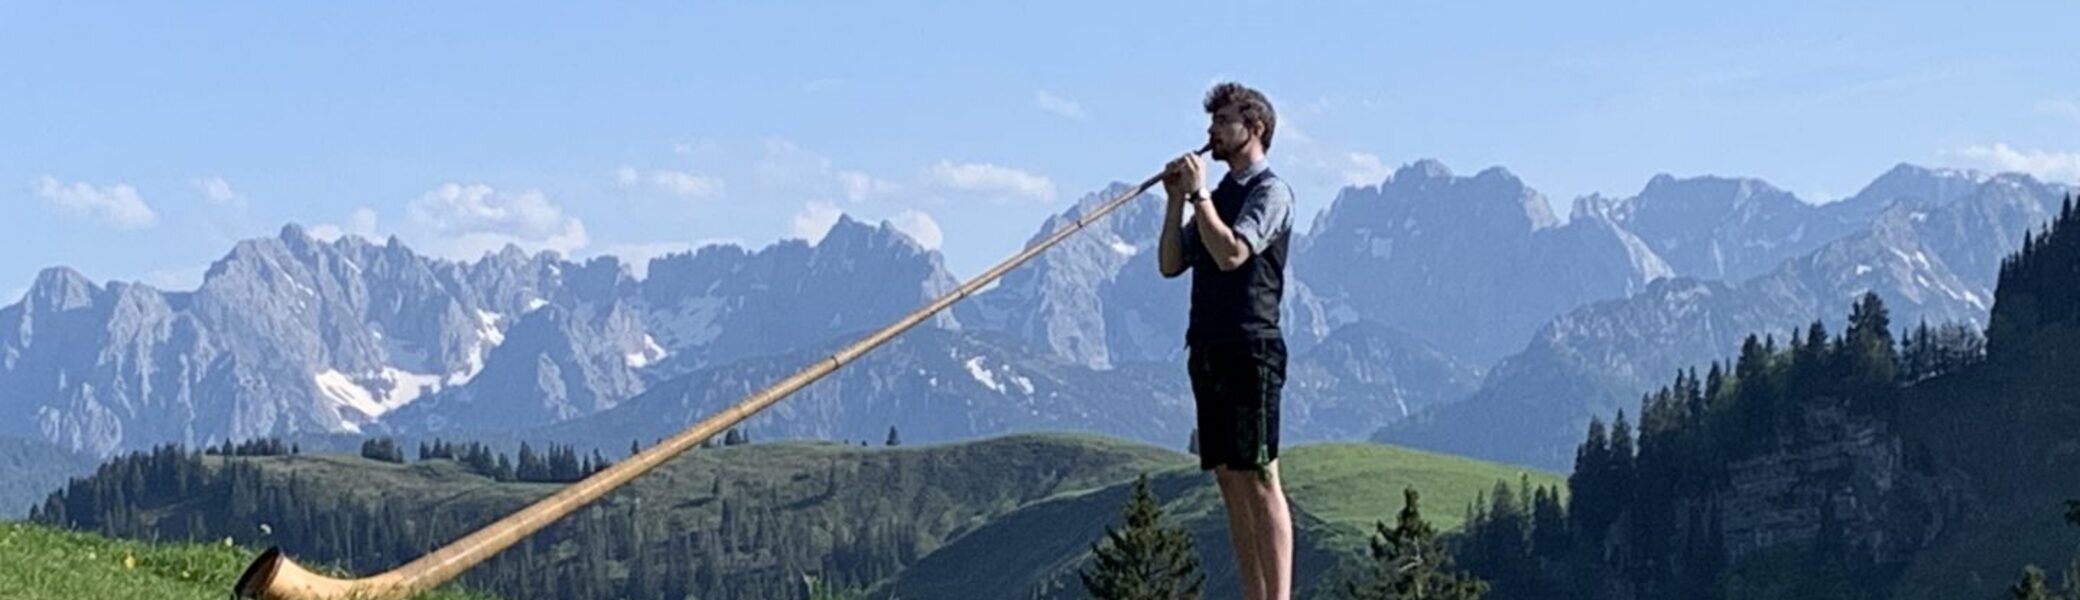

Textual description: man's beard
[1209,135,1237,161]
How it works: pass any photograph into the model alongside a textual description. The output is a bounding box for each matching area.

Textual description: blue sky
[5,2,2078,300]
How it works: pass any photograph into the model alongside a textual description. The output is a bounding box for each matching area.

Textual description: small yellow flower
[223,537,235,547]
[86,551,97,560]
[124,554,136,569]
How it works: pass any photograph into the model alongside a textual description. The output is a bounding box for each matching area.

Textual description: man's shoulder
[1249,168,1292,194]
[1246,169,1294,210]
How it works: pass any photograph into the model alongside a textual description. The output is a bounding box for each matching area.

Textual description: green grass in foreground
[0,520,497,600]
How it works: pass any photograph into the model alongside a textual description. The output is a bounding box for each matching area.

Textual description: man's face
[1207,105,1255,161]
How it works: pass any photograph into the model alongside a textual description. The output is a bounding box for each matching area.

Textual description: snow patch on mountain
[964,356,1003,393]
[627,334,667,368]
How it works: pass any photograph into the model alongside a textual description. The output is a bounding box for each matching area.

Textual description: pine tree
[1609,411,1636,506]
[1481,480,1528,566]
[1347,488,1488,600]
[1530,485,1569,560]
[517,443,546,482]
[885,426,902,447]
[2013,565,2052,600]
[1080,474,1203,600]
[359,437,403,463]
[1844,292,1900,394]
[1569,418,1611,548]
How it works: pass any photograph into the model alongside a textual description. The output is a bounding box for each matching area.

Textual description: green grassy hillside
[885,440,1563,600]
[35,431,1557,599]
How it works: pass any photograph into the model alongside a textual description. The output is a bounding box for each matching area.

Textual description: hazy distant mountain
[1380,169,2069,468]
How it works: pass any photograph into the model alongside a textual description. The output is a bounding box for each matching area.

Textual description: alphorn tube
[235,146,1210,600]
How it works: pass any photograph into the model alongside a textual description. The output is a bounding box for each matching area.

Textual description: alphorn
[234,145,1213,600]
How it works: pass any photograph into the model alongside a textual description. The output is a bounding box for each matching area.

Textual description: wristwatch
[1187,189,1212,206]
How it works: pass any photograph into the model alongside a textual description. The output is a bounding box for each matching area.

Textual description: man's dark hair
[1203,82,1277,151]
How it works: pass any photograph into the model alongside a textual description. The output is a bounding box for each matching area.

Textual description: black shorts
[1187,337,1286,471]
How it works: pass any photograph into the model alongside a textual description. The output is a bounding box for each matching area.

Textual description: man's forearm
[1191,199,1248,270]
[1158,195,1188,277]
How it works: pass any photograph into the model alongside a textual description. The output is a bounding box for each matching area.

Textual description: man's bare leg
[1247,460,1293,600]
[1215,467,1268,599]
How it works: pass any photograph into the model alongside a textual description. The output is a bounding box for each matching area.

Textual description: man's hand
[1163,152,1206,201]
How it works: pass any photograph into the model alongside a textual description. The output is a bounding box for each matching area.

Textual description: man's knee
[1212,467,1256,498]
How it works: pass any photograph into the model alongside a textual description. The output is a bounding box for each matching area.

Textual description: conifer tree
[1347,488,1488,600]
[1080,474,1204,600]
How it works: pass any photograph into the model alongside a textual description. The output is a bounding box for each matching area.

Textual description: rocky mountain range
[1380,167,2070,468]
[2,159,2065,477]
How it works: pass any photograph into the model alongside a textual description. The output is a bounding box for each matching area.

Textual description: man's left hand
[1164,152,1207,200]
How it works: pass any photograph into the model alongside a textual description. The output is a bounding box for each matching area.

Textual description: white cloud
[2037,99,2080,125]
[757,137,836,186]
[836,170,899,203]
[1956,143,2080,183]
[602,239,742,279]
[145,266,203,291]
[408,183,589,258]
[1333,152,1392,187]
[741,137,908,207]
[35,176,156,229]
[311,206,381,242]
[617,163,725,200]
[1035,90,1085,120]
[673,138,721,157]
[650,169,725,200]
[348,207,379,237]
[790,201,843,244]
[923,160,1056,202]
[1280,120,1315,145]
[192,176,242,207]
[885,210,943,250]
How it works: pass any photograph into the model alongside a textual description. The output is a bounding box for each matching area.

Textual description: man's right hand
[1162,154,1198,201]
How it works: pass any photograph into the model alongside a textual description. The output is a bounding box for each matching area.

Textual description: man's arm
[1158,194,1193,278]
[1158,154,1203,278]
[1194,179,1291,272]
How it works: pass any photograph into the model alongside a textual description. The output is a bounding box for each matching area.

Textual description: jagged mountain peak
[813,212,938,258]
[1633,172,1800,208]
[277,222,311,243]
[26,266,98,312]
[1877,162,1986,185]
[1394,158,1455,182]
[1570,193,1624,219]
[1317,158,1559,232]
[1834,163,1992,213]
